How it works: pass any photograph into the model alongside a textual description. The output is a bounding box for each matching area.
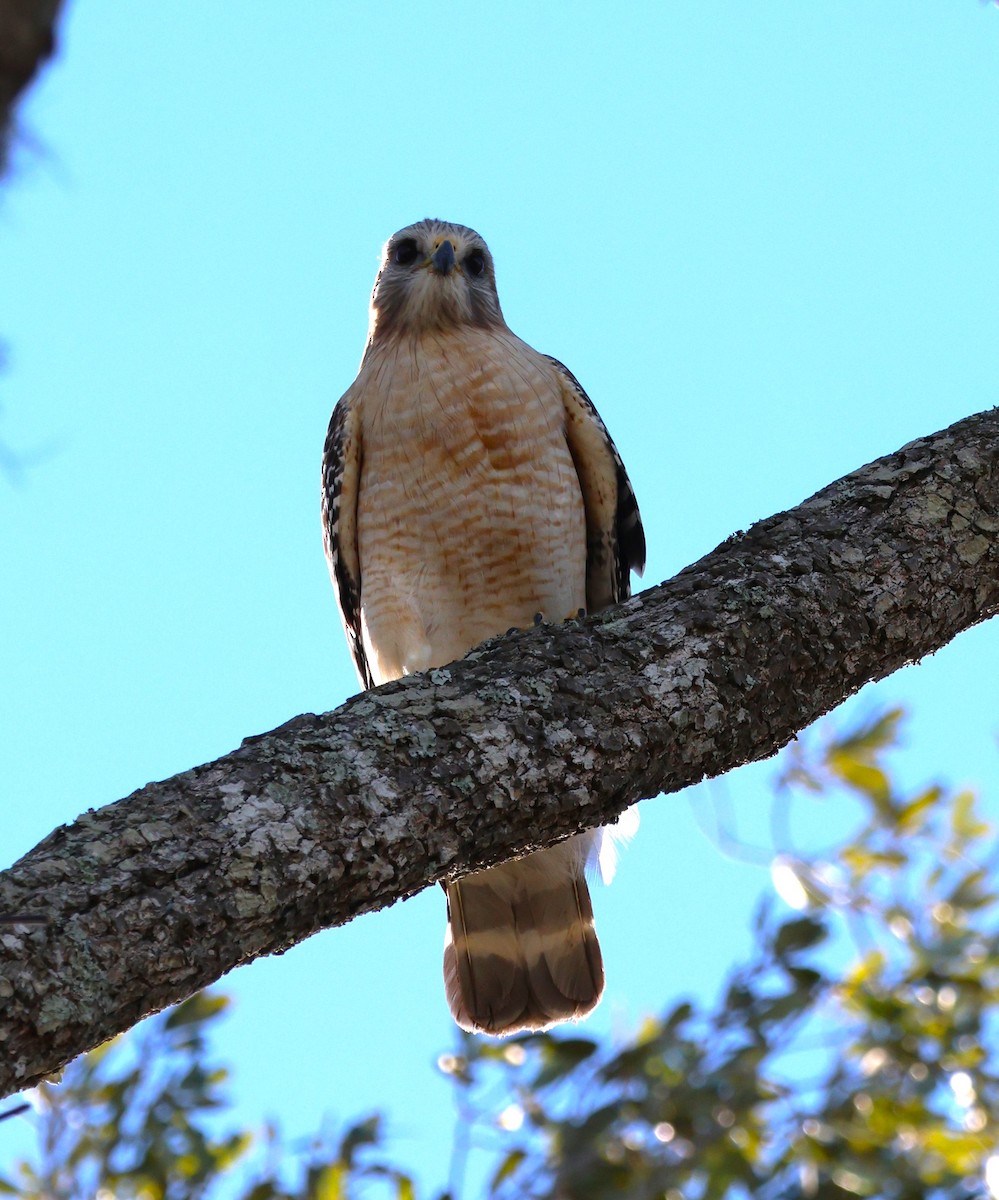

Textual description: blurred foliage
[0,992,413,1200]
[444,708,999,1199]
[2,708,999,1198]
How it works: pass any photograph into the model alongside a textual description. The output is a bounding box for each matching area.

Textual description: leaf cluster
[439,709,999,1199]
[0,994,412,1200]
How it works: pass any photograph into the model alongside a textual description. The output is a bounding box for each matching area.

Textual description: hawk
[322,219,645,1035]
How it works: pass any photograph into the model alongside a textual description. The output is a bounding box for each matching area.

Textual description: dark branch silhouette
[0,0,64,176]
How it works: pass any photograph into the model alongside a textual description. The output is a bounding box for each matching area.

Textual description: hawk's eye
[464,250,486,278]
[393,239,419,267]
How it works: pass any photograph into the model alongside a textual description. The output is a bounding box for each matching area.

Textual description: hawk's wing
[321,392,373,689]
[551,357,646,612]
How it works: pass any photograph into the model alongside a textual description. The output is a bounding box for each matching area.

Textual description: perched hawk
[322,219,645,1035]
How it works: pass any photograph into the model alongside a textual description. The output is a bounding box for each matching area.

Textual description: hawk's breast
[354,328,586,683]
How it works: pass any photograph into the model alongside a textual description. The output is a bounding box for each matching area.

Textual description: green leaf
[243,1184,282,1200]
[787,966,823,990]
[843,950,887,990]
[774,916,826,958]
[827,753,891,805]
[951,790,990,841]
[164,991,230,1030]
[949,867,995,911]
[489,1148,526,1193]
[339,1114,381,1164]
[842,847,907,877]
[831,708,905,758]
[314,1163,346,1200]
[394,1173,416,1200]
[532,1038,598,1088]
[663,1001,694,1034]
[214,1130,253,1171]
[896,786,943,831]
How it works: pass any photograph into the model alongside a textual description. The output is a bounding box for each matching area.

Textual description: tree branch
[0,0,64,175]
[2,408,998,1097]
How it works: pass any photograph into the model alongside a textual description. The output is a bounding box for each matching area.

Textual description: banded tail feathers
[442,835,603,1036]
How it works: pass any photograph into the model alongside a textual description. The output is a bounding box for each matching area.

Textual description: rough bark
[2,408,998,1097]
[0,0,63,174]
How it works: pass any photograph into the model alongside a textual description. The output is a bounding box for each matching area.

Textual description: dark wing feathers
[550,357,645,611]
[321,396,373,689]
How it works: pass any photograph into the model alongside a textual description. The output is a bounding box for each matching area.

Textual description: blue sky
[2,1,998,1192]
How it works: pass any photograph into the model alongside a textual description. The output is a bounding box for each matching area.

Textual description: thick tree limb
[0,0,63,174]
[2,409,998,1097]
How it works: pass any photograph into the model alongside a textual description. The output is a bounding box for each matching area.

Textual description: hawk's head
[366,219,505,343]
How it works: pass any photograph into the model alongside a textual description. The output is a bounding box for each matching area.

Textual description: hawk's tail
[442,836,604,1036]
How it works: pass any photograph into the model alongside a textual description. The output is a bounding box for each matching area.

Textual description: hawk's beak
[430,239,456,276]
